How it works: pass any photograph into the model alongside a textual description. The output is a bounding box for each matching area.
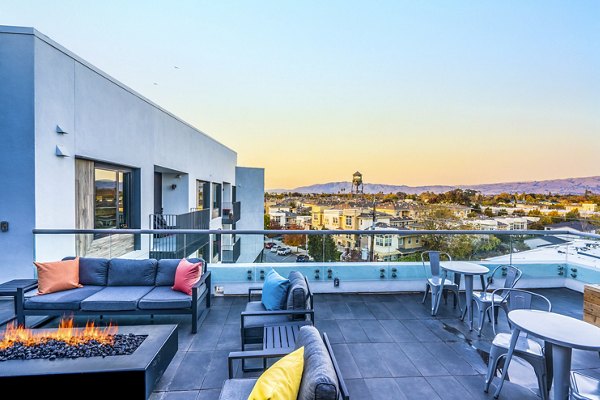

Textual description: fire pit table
[0,324,178,399]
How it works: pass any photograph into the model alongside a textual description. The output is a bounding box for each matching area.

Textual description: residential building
[0,26,264,281]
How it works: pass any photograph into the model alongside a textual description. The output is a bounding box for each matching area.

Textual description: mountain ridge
[267,176,600,195]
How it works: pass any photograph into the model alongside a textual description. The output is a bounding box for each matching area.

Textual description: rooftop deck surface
[2,288,599,399]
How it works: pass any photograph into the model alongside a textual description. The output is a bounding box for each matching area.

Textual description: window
[94,166,131,229]
[212,183,222,218]
[416,238,420,244]
[196,180,210,209]
[408,238,412,244]
[375,235,392,247]
[345,216,352,226]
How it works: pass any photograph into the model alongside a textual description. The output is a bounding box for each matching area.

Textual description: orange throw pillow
[172,259,203,295]
[34,257,83,295]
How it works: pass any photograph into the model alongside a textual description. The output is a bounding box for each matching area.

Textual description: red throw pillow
[172,259,203,295]
[34,257,83,295]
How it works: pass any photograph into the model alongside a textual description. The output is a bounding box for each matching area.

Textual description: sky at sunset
[1,1,598,189]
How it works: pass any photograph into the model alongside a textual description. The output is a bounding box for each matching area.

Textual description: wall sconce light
[171,184,177,190]
[55,145,69,157]
[56,125,68,135]
[175,174,182,179]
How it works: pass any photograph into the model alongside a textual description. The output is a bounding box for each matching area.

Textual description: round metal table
[436,261,489,329]
[499,309,600,400]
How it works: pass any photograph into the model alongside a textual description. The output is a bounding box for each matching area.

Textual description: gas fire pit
[0,321,178,399]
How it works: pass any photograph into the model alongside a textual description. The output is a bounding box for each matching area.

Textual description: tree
[307,232,340,262]
[484,207,494,217]
[264,214,270,230]
[565,208,580,220]
[283,225,306,247]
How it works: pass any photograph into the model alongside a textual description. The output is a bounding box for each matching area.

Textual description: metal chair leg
[421,283,429,304]
[484,345,505,393]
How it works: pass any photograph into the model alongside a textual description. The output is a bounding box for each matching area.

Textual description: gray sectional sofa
[219,325,350,400]
[16,257,211,333]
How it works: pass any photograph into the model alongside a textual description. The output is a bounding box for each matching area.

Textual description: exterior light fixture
[56,125,68,134]
[171,184,177,190]
[55,145,69,157]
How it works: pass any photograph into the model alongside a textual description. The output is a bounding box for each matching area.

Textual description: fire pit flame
[0,318,118,349]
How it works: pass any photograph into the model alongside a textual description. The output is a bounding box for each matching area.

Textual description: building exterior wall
[0,26,261,280]
[235,167,265,263]
[0,31,36,281]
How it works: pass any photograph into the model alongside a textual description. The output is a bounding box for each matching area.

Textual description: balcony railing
[148,209,210,259]
[222,201,241,224]
[32,228,600,293]
[222,236,241,263]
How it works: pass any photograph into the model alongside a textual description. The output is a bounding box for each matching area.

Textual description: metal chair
[484,288,552,400]
[421,251,460,315]
[462,265,522,336]
[570,371,600,400]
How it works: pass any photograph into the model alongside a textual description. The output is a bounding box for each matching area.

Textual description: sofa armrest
[241,309,315,325]
[192,271,211,301]
[194,270,211,288]
[227,348,293,378]
[248,287,262,302]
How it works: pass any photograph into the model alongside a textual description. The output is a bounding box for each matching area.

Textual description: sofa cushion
[156,258,203,286]
[80,286,152,311]
[243,301,290,343]
[218,379,257,400]
[107,259,157,286]
[24,286,104,310]
[172,259,203,295]
[138,286,200,310]
[248,346,304,399]
[62,256,109,286]
[79,258,109,286]
[287,271,310,321]
[261,269,290,311]
[34,258,83,295]
[296,326,339,400]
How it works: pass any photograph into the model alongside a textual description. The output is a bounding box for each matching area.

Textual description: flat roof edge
[0,25,236,155]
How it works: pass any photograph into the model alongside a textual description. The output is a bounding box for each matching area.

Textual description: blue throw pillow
[262,269,290,311]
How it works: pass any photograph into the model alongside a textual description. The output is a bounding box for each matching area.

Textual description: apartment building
[0,26,264,281]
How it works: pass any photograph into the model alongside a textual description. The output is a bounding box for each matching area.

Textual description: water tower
[351,171,363,194]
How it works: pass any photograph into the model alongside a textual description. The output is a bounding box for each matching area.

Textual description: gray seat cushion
[218,379,257,400]
[287,271,310,321]
[296,326,339,400]
[138,286,200,310]
[80,286,152,311]
[156,258,204,286]
[107,259,157,286]
[24,286,104,310]
[243,301,290,344]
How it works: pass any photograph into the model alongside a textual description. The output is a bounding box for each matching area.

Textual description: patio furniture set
[4,252,600,399]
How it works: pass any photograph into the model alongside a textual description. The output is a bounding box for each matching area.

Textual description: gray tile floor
[2,288,600,399]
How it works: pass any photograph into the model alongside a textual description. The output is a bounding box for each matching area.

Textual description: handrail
[31,228,600,239]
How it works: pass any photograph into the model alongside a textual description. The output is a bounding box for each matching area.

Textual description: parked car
[270,245,280,253]
[296,255,310,262]
[277,247,292,256]
[265,242,275,249]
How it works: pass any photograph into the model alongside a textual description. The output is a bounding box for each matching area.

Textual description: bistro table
[435,261,489,329]
[498,309,600,400]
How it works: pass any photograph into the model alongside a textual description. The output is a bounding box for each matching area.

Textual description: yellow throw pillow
[248,346,304,400]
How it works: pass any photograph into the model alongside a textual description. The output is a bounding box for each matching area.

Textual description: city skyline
[1,1,598,188]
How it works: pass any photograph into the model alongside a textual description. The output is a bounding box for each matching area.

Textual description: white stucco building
[0,26,264,281]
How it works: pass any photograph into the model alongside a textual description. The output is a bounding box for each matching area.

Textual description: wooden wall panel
[75,158,94,256]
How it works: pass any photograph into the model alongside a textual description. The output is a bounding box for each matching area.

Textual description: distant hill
[267,176,600,195]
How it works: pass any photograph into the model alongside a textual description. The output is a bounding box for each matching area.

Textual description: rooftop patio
[3,287,598,399]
